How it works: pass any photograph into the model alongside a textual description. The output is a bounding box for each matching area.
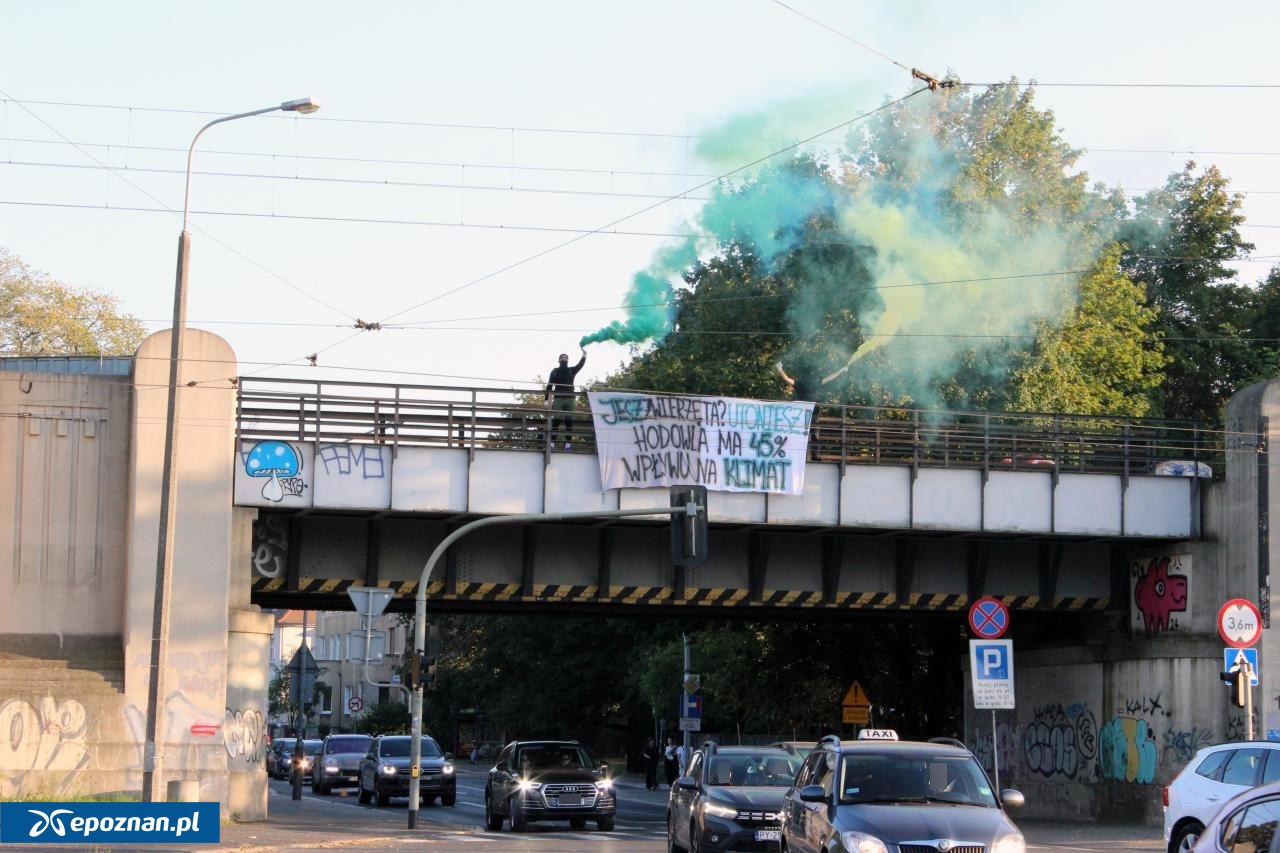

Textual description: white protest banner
[587,391,814,494]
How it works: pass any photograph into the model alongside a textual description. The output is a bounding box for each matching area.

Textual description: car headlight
[703,801,739,820]
[992,833,1026,853]
[323,757,338,768]
[516,778,539,792]
[595,778,613,792]
[380,764,398,776]
[840,831,889,853]
[442,763,454,776]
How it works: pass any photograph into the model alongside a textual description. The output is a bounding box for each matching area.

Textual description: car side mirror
[599,762,611,777]
[444,752,454,760]
[677,775,697,790]
[1000,789,1025,809]
[798,784,828,803]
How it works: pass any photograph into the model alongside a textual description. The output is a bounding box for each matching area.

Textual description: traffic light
[425,655,438,691]
[670,485,708,566]
[1221,668,1248,708]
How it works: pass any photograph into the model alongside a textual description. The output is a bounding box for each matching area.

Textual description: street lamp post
[141,97,320,803]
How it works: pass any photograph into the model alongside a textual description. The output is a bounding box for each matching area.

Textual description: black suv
[357,735,456,807]
[780,731,1026,853]
[484,740,616,832]
[667,740,803,853]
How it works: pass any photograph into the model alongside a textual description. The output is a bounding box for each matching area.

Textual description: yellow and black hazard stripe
[252,577,1108,611]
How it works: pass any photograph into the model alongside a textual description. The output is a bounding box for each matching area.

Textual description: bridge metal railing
[235,377,1219,477]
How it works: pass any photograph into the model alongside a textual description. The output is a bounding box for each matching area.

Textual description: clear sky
[2,1,1277,397]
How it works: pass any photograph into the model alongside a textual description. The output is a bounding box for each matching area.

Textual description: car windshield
[838,752,999,807]
[380,738,442,758]
[706,754,802,787]
[516,745,592,770]
[327,736,371,754]
[304,740,323,755]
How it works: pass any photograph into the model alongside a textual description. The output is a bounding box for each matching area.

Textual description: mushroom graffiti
[245,441,302,502]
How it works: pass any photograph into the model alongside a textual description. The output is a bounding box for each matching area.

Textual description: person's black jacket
[546,355,586,400]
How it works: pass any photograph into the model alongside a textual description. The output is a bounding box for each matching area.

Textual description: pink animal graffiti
[1133,556,1187,636]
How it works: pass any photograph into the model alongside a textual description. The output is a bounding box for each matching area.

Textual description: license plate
[756,830,781,841]
[557,794,582,806]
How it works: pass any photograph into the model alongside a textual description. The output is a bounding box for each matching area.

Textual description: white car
[1164,741,1280,853]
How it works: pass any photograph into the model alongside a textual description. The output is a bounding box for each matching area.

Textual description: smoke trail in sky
[579,240,698,347]
[585,85,1097,406]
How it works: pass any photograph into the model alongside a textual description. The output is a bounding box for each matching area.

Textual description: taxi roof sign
[856,729,899,741]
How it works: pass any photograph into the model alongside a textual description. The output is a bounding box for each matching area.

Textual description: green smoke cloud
[587,84,1097,409]
[579,240,698,347]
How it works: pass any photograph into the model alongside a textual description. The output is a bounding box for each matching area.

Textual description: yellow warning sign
[842,681,871,724]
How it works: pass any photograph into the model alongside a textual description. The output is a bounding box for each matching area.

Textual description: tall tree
[0,248,146,356]
[1118,163,1255,424]
[1239,265,1280,386]
[608,83,1140,414]
[1011,244,1166,416]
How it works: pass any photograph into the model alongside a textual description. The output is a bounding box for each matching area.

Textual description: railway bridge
[0,329,1270,825]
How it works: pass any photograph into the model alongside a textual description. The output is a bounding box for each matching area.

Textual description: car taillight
[1162,786,1169,807]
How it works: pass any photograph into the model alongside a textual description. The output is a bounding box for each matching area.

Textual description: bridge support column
[225,608,274,821]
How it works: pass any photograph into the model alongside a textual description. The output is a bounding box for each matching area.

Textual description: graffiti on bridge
[1130,554,1189,637]
[223,707,267,763]
[970,720,1019,776]
[0,697,90,798]
[1162,726,1214,766]
[1099,716,1157,783]
[1023,702,1098,779]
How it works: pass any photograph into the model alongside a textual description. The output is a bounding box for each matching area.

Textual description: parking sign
[969,639,1015,709]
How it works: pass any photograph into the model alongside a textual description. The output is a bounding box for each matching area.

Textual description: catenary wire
[0,89,355,322]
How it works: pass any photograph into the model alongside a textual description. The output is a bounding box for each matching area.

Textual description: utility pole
[682,634,692,772]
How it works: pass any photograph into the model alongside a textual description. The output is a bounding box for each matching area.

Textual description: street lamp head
[281,97,320,115]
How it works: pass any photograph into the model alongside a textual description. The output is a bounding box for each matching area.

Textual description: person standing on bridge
[777,359,838,460]
[546,347,587,450]
[777,358,845,403]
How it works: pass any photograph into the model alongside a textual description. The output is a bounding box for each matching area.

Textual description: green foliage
[268,660,325,733]
[600,84,1268,426]
[603,83,1135,412]
[0,248,147,356]
[354,701,410,735]
[427,613,969,751]
[1011,244,1166,416]
[1119,163,1256,424]
[267,662,293,720]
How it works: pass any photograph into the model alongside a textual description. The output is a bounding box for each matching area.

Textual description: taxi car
[780,730,1025,853]
[667,739,803,852]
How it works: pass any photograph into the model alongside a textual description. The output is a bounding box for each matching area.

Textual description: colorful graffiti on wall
[1099,716,1158,783]
[1130,554,1189,637]
[243,441,306,503]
